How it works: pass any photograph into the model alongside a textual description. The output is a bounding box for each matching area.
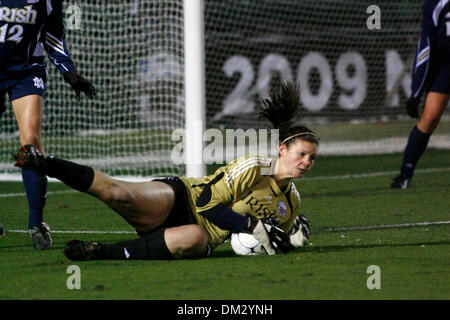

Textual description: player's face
[279,139,318,179]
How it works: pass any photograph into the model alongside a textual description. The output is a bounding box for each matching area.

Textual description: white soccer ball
[230,233,267,256]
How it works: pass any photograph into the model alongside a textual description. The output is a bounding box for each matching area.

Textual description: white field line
[325,220,450,232]
[1,167,449,198]
[5,220,449,235]
[301,166,450,181]
[6,229,136,234]
[0,190,77,198]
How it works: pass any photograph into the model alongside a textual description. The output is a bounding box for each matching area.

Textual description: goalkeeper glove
[63,71,96,99]
[405,96,420,119]
[242,214,291,255]
[288,214,310,248]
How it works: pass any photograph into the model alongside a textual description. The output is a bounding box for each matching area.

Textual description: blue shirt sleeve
[44,0,77,75]
[410,0,435,99]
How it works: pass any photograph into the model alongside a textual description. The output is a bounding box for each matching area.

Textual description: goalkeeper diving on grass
[13,81,316,260]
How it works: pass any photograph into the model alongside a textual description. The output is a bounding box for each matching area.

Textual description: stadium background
[0,0,448,176]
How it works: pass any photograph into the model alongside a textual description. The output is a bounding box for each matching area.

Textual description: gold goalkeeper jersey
[180,156,301,249]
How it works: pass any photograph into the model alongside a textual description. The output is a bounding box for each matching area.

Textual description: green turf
[0,151,449,300]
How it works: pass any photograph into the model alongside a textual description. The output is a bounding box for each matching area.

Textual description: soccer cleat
[390,174,411,189]
[29,222,53,250]
[64,240,101,261]
[13,144,47,171]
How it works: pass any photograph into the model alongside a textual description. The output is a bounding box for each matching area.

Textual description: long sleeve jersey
[0,0,76,78]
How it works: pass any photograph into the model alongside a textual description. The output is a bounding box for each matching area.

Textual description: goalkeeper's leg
[13,150,192,236]
[64,225,209,260]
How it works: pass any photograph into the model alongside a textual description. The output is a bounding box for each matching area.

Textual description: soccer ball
[230,233,267,256]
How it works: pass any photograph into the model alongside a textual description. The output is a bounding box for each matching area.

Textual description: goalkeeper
[14,82,316,260]
[0,0,95,250]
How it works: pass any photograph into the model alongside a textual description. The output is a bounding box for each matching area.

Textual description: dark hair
[259,81,319,147]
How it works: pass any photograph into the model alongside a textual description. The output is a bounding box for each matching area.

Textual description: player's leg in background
[12,94,51,249]
[393,92,449,188]
[416,92,449,134]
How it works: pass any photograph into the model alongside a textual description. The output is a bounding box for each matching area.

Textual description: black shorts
[136,177,195,237]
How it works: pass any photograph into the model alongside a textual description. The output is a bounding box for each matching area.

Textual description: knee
[188,225,209,252]
[177,225,209,258]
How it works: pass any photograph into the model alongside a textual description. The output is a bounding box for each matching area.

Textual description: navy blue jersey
[0,0,76,78]
[411,0,450,98]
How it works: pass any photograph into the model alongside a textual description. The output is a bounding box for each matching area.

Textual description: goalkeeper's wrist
[241,214,259,234]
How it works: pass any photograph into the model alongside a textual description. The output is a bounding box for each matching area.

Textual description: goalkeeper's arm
[198,204,280,255]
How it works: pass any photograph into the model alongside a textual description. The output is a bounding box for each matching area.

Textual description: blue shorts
[0,72,47,102]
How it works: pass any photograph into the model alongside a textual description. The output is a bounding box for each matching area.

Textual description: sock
[98,228,173,260]
[44,157,94,192]
[400,125,430,178]
[22,169,47,228]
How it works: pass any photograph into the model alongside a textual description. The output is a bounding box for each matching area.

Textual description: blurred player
[0,1,96,249]
[391,0,450,189]
[14,81,314,260]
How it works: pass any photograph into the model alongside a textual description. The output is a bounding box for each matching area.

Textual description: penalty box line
[325,220,450,232]
[6,229,137,234]
[5,220,450,235]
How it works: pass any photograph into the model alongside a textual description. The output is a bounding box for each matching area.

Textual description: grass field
[0,149,449,300]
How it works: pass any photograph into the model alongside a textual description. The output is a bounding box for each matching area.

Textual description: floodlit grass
[0,150,449,299]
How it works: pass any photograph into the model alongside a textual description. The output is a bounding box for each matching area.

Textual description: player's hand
[289,214,310,248]
[405,96,420,118]
[63,71,96,99]
[242,214,290,255]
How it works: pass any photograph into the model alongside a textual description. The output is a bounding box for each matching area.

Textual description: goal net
[204,0,449,155]
[0,0,448,179]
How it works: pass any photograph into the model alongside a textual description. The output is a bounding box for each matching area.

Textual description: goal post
[184,0,206,178]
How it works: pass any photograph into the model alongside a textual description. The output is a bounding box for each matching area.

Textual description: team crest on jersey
[277,200,287,218]
[264,195,273,202]
[33,77,44,89]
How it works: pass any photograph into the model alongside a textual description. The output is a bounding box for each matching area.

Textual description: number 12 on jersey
[0,24,24,43]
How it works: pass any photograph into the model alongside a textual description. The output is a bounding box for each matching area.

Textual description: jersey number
[0,24,24,43]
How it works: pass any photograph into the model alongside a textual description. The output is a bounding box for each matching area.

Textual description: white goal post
[184,0,206,178]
